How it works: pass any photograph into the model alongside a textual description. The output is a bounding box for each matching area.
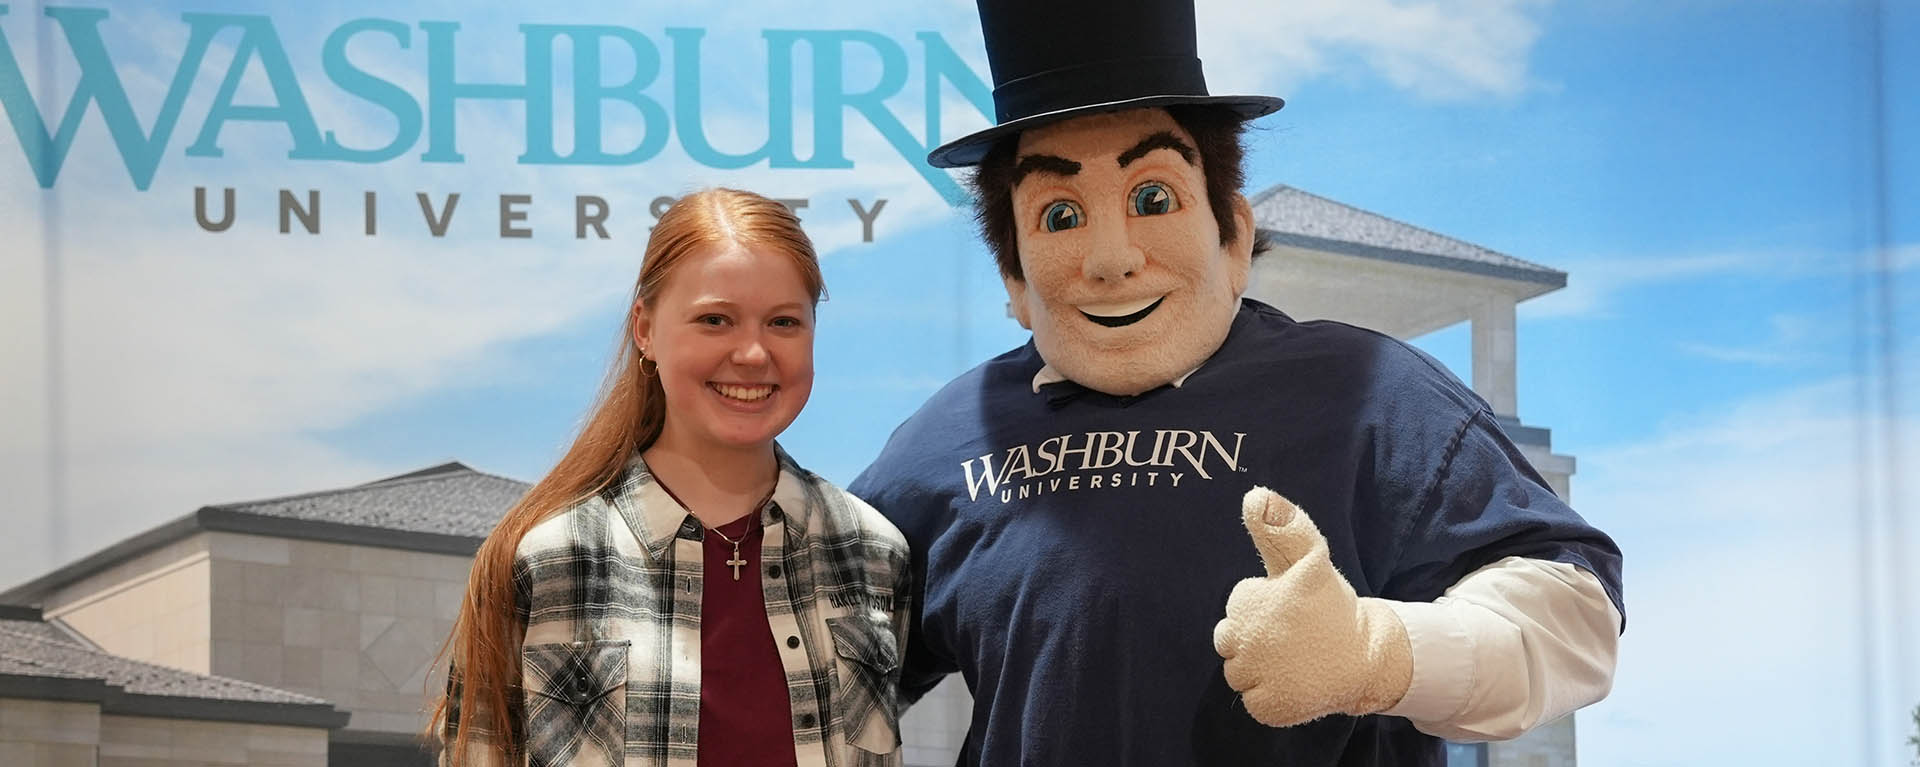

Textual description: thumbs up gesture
[1212,487,1414,727]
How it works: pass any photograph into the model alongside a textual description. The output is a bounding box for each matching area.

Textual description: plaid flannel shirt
[445,449,911,767]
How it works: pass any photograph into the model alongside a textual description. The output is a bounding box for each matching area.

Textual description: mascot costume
[848,0,1625,763]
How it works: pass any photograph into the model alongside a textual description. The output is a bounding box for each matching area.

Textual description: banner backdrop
[5,3,1916,765]
[7,0,1529,581]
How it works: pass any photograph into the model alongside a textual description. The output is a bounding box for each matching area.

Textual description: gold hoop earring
[637,348,656,378]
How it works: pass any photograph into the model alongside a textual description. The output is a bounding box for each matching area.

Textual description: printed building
[1,184,1585,767]
[0,604,347,767]
[1,464,527,766]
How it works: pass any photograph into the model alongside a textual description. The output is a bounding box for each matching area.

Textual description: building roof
[0,606,348,728]
[208,461,531,540]
[3,462,529,605]
[1250,184,1566,288]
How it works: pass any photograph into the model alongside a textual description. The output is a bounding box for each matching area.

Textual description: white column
[1470,299,1518,418]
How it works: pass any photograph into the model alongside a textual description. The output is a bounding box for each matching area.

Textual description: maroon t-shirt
[697,513,798,766]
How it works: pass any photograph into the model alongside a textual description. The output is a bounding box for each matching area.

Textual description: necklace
[648,470,776,582]
[707,517,756,581]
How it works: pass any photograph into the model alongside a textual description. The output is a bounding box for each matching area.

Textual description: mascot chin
[850,0,1625,763]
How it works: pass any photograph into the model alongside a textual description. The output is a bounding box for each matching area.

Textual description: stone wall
[205,532,467,734]
[0,700,331,767]
[99,715,328,767]
[43,536,213,674]
[0,699,98,767]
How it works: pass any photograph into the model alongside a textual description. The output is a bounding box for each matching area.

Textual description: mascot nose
[1083,241,1145,283]
[1082,219,1144,282]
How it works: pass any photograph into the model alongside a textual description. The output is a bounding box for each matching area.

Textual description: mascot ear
[1003,275,1034,330]
[1228,192,1255,296]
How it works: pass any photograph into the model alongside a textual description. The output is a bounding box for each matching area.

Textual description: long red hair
[426,189,823,764]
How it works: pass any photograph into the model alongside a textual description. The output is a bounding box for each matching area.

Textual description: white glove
[1212,486,1415,727]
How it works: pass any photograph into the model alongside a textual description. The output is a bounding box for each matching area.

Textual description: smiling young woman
[428,189,911,767]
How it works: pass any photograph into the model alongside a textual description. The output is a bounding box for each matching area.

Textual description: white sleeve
[1377,556,1621,742]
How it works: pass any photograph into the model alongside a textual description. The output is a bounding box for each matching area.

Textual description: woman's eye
[1042,201,1084,232]
[1129,182,1178,216]
[698,315,727,326]
[771,317,801,328]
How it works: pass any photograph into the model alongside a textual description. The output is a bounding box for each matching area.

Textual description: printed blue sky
[1,0,1915,764]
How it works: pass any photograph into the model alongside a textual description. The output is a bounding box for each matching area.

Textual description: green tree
[1909,703,1920,766]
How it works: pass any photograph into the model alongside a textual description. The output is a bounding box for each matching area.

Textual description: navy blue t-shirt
[849,300,1624,766]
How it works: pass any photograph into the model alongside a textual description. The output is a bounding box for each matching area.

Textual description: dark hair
[967,104,1252,281]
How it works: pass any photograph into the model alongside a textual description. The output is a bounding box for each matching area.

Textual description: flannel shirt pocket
[521,640,629,767]
[826,612,901,754]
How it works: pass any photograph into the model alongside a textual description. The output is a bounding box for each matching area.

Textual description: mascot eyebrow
[1115,131,1198,167]
[1013,130,1201,188]
[1012,155,1083,186]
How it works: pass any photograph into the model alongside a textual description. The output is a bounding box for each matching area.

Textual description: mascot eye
[1129,182,1178,216]
[1042,201,1084,232]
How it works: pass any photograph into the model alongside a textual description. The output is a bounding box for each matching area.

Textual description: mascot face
[1004,108,1254,396]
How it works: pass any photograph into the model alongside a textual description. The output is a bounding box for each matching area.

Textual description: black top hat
[927,0,1284,169]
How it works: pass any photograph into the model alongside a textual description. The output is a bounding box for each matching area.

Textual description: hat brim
[926,94,1283,169]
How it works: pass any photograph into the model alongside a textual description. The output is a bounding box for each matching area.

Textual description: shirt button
[767,565,783,579]
[769,506,784,521]
[798,713,816,728]
[786,636,800,649]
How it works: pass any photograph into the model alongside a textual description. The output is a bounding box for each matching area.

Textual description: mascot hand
[1212,486,1414,727]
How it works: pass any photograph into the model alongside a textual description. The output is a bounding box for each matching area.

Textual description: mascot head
[933,0,1284,396]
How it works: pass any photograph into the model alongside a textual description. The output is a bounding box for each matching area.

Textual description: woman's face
[634,240,816,456]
